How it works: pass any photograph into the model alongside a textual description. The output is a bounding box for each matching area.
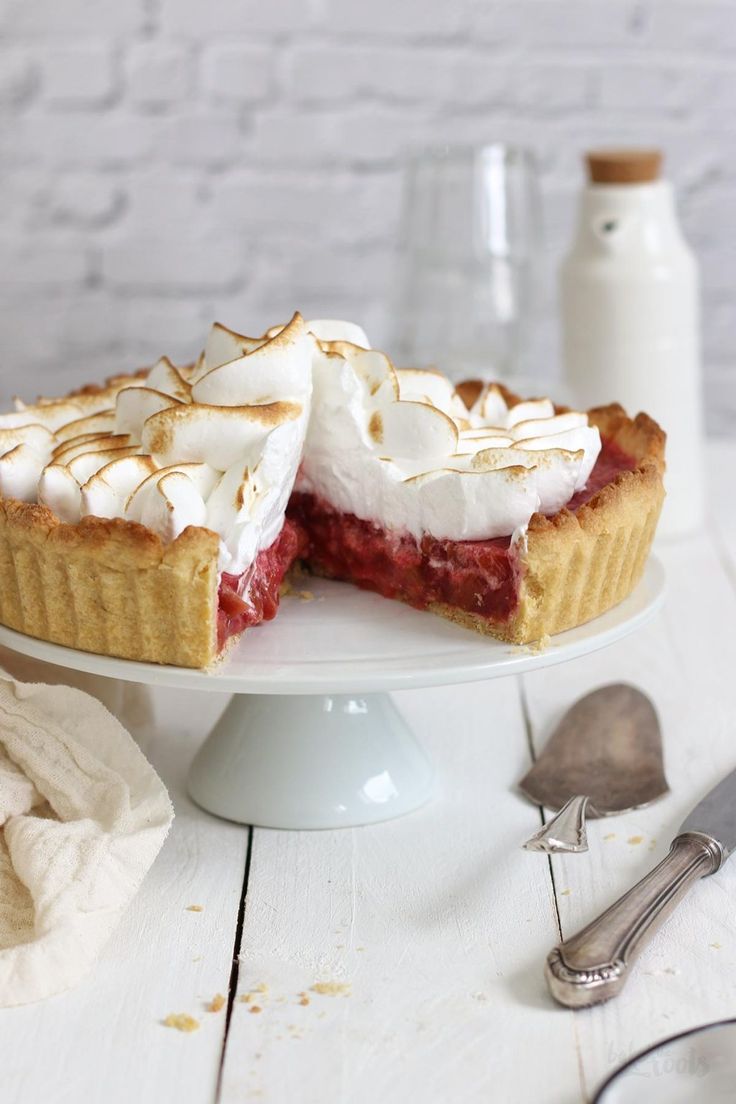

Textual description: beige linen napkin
[0,664,173,1007]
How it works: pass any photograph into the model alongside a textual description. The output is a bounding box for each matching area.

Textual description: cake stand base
[187,692,435,829]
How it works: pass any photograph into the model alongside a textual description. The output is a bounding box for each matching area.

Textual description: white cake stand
[0,558,664,830]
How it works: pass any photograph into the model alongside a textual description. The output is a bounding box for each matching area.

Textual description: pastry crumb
[310,981,351,997]
[559,889,571,897]
[513,634,552,656]
[627,835,644,845]
[239,993,252,1003]
[207,993,226,1013]
[603,832,616,841]
[186,904,203,912]
[297,992,310,1006]
[710,942,722,950]
[250,1005,263,1014]
[163,1013,200,1033]
[298,589,315,601]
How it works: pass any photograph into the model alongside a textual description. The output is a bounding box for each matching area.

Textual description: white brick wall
[0,0,734,431]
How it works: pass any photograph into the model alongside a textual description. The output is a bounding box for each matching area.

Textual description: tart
[0,315,665,666]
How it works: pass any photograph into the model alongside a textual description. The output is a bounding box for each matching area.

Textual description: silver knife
[546,766,736,1009]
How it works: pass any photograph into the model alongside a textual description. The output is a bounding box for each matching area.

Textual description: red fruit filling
[217,517,307,650]
[288,437,637,626]
[216,437,638,648]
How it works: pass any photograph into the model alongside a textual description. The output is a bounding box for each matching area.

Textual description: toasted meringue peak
[0,443,46,503]
[0,423,54,458]
[53,433,133,465]
[125,462,218,523]
[146,357,192,402]
[142,401,303,471]
[30,373,146,411]
[396,369,469,421]
[139,470,208,544]
[505,398,556,428]
[67,446,142,486]
[372,400,458,460]
[81,455,158,520]
[191,313,313,408]
[55,410,116,443]
[115,386,182,442]
[200,323,266,380]
[38,463,82,523]
[323,342,400,403]
[0,401,95,435]
[52,431,114,461]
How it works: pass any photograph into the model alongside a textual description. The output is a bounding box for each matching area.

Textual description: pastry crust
[430,403,665,643]
[0,500,219,667]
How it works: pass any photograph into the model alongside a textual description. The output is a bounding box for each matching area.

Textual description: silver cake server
[520,684,668,853]
[546,765,736,1008]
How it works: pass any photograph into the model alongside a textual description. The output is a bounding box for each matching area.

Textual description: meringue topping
[296,343,601,541]
[0,312,601,574]
[5,312,313,575]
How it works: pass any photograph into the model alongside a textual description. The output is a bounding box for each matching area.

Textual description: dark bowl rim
[592,1017,736,1103]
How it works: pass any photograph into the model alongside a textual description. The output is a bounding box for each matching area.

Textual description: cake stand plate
[0,558,665,830]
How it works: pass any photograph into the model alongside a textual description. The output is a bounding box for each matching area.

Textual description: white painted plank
[522,528,736,1101]
[221,678,583,1104]
[0,673,245,1104]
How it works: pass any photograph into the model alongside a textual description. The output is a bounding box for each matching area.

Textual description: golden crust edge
[0,499,220,667]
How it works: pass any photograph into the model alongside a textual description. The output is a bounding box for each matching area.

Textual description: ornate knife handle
[545,832,722,1009]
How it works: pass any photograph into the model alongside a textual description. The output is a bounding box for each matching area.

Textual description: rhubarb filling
[287,437,638,627]
[217,518,307,650]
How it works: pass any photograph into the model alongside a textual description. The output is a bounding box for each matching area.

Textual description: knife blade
[545,766,736,1009]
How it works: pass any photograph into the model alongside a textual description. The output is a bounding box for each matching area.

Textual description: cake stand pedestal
[0,560,664,830]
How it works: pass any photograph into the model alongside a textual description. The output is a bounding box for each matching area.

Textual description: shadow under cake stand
[0,559,664,830]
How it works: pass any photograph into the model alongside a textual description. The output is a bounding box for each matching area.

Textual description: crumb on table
[249,1005,263,1014]
[163,1013,200,1033]
[310,981,352,997]
[207,993,226,1013]
[627,835,644,845]
[298,992,310,1006]
[186,904,203,912]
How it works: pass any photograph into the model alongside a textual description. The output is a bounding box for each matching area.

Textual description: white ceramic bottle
[560,149,704,538]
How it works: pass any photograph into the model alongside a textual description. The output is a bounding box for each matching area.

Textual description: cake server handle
[523,795,592,853]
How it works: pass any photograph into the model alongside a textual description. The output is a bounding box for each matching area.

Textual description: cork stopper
[586,149,663,185]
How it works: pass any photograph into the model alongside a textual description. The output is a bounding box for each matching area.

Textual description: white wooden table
[1,440,735,1104]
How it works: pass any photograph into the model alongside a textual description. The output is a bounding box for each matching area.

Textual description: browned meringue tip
[54,410,116,443]
[53,433,133,464]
